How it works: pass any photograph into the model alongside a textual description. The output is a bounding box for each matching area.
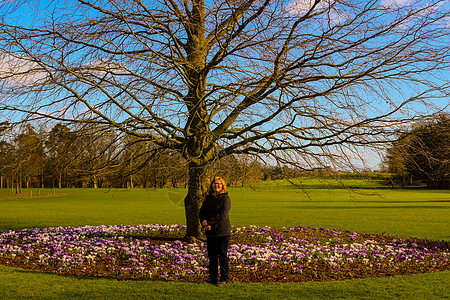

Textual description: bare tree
[12,124,45,189]
[0,0,449,239]
[45,124,80,188]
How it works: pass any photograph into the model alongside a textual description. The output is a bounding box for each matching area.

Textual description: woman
[199,176,231,287]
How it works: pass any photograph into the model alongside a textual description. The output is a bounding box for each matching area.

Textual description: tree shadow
[286,205,449,209]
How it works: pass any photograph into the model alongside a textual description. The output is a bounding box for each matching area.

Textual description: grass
[1,186,448,240]
[0,184,449,299]
[231,187,450,241]
[0,265,448,299]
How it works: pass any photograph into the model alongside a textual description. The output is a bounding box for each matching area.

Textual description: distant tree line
[382,114,449,188]
[0,123,310,190]
[3,118,448,190]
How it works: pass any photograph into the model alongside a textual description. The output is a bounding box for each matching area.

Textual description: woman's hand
[201,220,208,228]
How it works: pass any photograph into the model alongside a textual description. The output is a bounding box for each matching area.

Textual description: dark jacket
[199,192,231,237]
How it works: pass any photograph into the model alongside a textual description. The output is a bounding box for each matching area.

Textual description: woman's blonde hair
[209,176,228,194]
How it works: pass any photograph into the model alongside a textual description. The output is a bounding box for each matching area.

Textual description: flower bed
[0,224,448,282]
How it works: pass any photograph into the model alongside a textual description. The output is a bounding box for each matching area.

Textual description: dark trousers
[206,235,230,283]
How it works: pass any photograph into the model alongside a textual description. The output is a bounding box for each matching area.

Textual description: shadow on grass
[285,205,449,209]
[275,199,450,204]
[13,266,110,281]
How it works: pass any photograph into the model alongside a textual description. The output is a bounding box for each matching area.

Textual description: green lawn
[0,186,449,299]
[1,186,448,240]
[1,265,448,299]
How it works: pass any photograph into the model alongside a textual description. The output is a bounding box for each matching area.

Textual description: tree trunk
[184,161,212,241]
[92,176,98,188]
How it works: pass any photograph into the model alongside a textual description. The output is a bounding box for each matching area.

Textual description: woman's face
[212,180,223,194]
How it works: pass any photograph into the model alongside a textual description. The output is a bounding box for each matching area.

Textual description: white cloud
[286,0,330,14]
[380,0,412,8]
[0,53,48,86]
[84,59,128,77]
[285,0,348,26]
[0,54,128,87]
